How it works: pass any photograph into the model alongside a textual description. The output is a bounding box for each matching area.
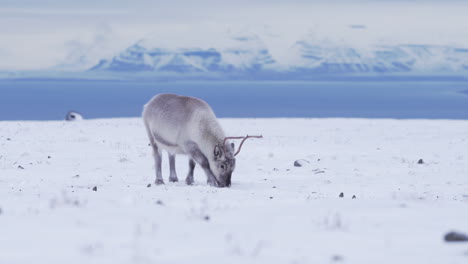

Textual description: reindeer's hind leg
[145,122,164,185]
[186,159,195,185]
[168,154,178,182]
[151,143,164,185]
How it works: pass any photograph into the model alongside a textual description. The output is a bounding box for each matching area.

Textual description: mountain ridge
[90,35,468,78]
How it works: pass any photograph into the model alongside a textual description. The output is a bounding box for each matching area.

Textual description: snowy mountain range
[90,33,278,77]
[89,32,468,79]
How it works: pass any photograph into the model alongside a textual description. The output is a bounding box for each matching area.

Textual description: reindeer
[142,93,262,187]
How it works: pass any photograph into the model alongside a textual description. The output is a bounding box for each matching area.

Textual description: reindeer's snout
[214,174,231,188]
[218,174,231,188]
[216,181,230,188]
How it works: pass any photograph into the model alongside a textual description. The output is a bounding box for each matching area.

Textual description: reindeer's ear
[231,143,235,151]
[214,146,222,159]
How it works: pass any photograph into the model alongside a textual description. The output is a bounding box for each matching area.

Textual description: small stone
[204,215,210,221]
[47,156,51,159]
[444,231,468,242]
[18,165,24,169]
[352,195,356,199]
[0,207,2,215]
[269,196,274,199]
[6,138,11,141]
[272,186,276,189]
[147,183,151,188]
[339,192,344,198]
[331,255,344,262]
[417,159,424,164]
[156,200,164,206]
[92,186,97,191]
[294,159,310,167]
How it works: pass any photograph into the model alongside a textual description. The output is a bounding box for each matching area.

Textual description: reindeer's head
[212,135,263,188]
[213,142,236,187]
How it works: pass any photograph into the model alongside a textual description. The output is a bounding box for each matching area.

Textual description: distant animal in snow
[65,111,83,121]
[142,93,262,187]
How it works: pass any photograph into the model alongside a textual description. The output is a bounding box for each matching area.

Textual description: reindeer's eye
[220,164,226,170]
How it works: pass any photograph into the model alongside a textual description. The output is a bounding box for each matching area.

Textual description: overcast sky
[1,0,467,71]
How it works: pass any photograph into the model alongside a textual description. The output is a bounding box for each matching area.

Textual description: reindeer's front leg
[168,154,178,182]
[183,141,218,187]
[186,159,195,185]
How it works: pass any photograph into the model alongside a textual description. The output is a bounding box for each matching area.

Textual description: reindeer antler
[224,135,263,156]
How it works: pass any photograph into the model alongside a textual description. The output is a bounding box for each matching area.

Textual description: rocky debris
[156,200,164,206]
[352,195,356,199]
[147,183,151,188]
[417,159,424,164]
[203,215,210,221]
[339,192,344,198]
[294,159,310,167]
[92,186,97,192]
[444,231,468,242]
[47,156,51,159]
[18,165,24,169]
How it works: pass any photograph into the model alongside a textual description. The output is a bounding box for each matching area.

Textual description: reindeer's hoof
[186,178,194,185]
[169,177,178,183]
[207,180,218,187]
[155,179,165,185]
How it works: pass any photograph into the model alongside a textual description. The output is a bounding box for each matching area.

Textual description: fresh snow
[1,118,468,263]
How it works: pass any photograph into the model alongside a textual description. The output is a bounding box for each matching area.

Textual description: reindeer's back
[143,94,217,146]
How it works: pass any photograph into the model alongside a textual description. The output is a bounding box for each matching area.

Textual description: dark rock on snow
[444,231,468,242]
[294,159,310,167]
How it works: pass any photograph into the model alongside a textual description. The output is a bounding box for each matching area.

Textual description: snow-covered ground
[1,118,467,263]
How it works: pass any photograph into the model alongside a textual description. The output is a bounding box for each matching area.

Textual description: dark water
[0,80,467,120]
